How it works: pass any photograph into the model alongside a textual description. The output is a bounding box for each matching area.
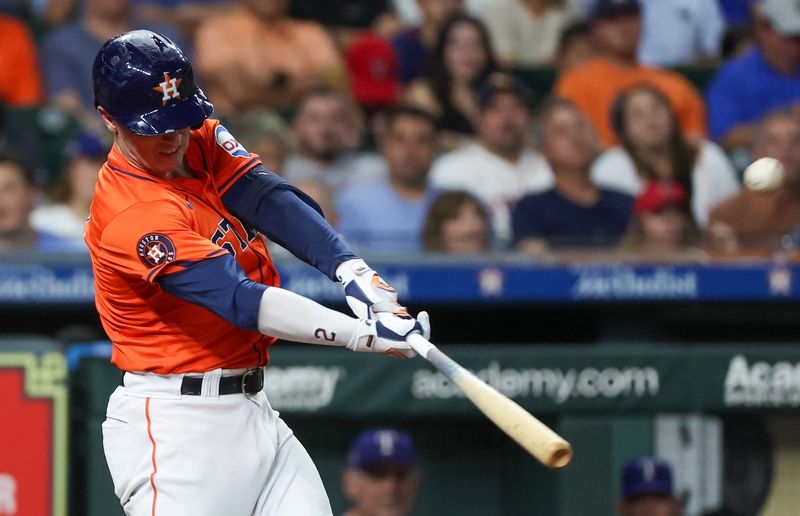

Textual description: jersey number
[211,218,258,256]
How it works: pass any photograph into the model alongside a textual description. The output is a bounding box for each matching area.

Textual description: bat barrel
[550,445,573,468]
[407,333,574,469]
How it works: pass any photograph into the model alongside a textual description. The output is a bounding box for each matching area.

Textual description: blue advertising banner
[0,255,796,305]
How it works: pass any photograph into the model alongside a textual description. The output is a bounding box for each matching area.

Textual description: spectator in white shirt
[591,84,739,227]
[430,73,553,243]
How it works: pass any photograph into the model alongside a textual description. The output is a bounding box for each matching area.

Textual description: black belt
[120,368,264,396]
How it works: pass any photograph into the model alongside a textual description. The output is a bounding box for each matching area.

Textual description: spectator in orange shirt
[554,0,706,147]
[194,0,348,115]
[0,15,43,109]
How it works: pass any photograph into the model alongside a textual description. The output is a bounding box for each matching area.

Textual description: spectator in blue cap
[30,133,108,244]
[342,428,421,516]
[619,455,682,516]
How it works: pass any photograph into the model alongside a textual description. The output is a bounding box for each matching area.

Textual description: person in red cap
[346,33,401,111]
[618,180,707,263]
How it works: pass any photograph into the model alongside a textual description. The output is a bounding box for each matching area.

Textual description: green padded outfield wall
[69,343,800,516]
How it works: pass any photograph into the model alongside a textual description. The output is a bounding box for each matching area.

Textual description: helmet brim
[115,88,214,136]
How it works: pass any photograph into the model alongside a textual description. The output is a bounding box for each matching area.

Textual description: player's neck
[172,161,194,179]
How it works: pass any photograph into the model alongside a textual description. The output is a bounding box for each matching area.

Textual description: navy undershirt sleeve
[222,167,357,280]
[158,254,267,330]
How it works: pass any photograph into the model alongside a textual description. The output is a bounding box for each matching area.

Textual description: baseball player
[86,30,430,516]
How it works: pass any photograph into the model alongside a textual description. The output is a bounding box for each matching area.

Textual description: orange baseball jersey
[85,118,279,374]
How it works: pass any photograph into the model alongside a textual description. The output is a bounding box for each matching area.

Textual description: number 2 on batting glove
[336,258,399,319]
[348,311,431,359]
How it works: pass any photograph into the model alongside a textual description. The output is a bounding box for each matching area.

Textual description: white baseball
[743,157,784,192]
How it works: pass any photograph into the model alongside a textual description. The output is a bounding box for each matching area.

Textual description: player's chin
[151,150,183,174]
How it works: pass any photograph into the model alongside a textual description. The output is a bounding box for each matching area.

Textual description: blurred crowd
[2,0,800,263]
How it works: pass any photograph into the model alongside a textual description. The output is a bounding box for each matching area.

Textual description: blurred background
[2,0,800,514]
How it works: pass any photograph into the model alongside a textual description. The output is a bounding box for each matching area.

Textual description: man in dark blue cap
[342,428,421,516]
[619,455,682,516]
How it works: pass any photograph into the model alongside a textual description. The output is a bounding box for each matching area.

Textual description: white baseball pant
[102,369,332,516]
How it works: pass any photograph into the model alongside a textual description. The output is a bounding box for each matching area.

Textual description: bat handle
[406,333,462,380]
[406,332,435,359]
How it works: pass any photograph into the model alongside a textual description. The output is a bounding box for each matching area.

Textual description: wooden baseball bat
[406,333,573,469]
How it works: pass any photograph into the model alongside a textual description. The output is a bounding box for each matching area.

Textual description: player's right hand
[347,311,431,359]
[336,258,399,319]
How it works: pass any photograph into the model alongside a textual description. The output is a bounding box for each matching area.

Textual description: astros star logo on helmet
[153,72,182,105]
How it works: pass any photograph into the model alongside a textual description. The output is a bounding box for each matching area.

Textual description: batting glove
[336,258,399,319]
[348,311,431,359]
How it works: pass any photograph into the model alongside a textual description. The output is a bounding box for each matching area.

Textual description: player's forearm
[259,287,423,358]
[222,169,357,280]
[257,287,356,347]
[157,255,371,349]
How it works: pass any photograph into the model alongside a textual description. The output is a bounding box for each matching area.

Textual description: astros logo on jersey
[153,72,182,105]
[137,233,176,268]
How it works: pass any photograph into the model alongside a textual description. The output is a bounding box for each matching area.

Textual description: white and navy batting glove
[347,311,431,359]
[336,258,399,319]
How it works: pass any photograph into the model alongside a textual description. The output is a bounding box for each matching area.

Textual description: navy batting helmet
[93,30,213,135]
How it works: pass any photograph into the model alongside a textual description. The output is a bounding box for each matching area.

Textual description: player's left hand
[336,258,398,319]
[348,311,431,359]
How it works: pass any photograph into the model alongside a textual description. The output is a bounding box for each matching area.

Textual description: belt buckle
[242,368,263,397]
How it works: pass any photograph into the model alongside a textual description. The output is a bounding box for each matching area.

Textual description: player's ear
[96,106,119,136]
